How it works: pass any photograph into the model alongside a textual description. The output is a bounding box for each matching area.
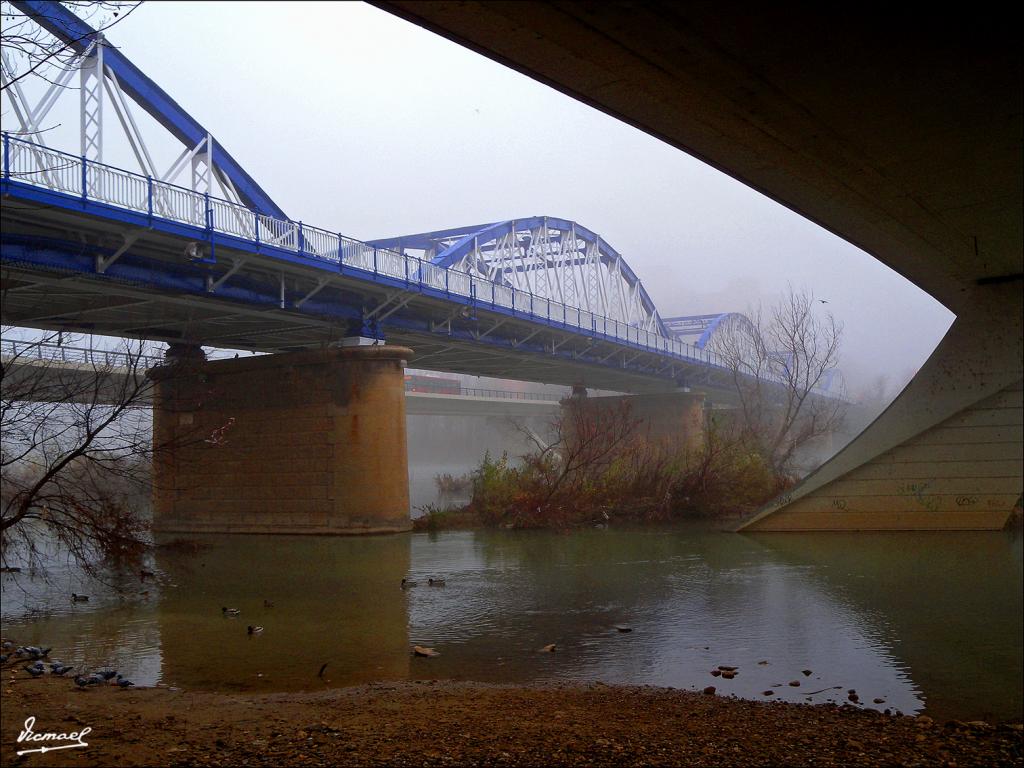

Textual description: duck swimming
[247,625,264,635]
[71,593,89,602]
[428,578,446,587]
[222,607,241,616]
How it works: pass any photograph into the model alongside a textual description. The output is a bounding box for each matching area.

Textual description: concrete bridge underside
[375,3,1023,529]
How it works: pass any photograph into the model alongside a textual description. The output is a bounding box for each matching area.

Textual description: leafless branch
[0,329,206,580]
[1,2,143,92]
[708,285,847,476]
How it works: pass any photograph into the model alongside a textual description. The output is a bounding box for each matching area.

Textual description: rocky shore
[2,677,1021,767]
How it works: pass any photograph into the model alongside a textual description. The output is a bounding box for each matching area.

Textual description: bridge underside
[376,3,1023,530]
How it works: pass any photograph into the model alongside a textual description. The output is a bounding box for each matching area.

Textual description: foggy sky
[5,2,955,398]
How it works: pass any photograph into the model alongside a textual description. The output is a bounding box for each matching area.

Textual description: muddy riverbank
[2,676,1021,767]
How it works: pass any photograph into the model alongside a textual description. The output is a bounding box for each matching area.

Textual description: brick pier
[151,346,413,534]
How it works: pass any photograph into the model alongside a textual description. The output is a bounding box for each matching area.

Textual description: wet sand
[2,676,1021,767]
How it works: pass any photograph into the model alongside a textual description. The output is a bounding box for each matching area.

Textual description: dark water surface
[3,525,1021,722]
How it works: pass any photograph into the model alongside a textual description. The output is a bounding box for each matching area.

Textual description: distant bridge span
[0,341,562,418]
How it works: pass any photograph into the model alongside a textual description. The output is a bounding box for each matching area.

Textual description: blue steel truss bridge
[1,137,734,394]
[0,1,836,398]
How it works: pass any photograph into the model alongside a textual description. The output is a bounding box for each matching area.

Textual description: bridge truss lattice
[371,218,668,337]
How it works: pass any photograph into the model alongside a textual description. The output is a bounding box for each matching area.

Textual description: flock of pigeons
[1,641,134,688]
[1,569,165,686]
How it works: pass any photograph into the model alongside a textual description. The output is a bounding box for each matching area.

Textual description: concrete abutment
[151,346,413,535]
[739,283,1023,532]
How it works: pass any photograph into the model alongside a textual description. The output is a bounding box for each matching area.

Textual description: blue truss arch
[370,217,668,336]
[9,1,288,219]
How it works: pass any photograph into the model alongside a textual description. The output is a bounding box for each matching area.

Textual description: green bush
[412,503,482,532]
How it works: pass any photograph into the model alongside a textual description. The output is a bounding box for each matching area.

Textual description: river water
[2,525,1021,722]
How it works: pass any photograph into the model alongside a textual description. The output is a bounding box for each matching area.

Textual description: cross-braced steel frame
[370,217,668,337]
[2,0,287,218]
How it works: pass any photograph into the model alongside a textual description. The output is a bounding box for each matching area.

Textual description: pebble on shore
[3,677,1020,768]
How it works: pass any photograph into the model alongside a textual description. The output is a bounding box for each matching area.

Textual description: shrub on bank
[669,428,791,517]
[412,504,483,532]
[455,403,792,531]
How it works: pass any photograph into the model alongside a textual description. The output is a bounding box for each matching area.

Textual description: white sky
[4,1,955,397]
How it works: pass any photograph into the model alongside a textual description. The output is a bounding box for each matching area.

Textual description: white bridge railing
[2,131,727,371]
[0,338,165,368]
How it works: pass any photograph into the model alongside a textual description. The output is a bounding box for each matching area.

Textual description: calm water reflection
[2,526,1021,722]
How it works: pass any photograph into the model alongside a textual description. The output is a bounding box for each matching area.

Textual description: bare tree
[1,1,141,95]
[709,285,847,477]
[539,398,645,506]
[0,330,164,575]
[471,399,683,528]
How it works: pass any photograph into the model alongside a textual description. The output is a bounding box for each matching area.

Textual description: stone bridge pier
[151,345,413,535]
[565,390,707,454]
